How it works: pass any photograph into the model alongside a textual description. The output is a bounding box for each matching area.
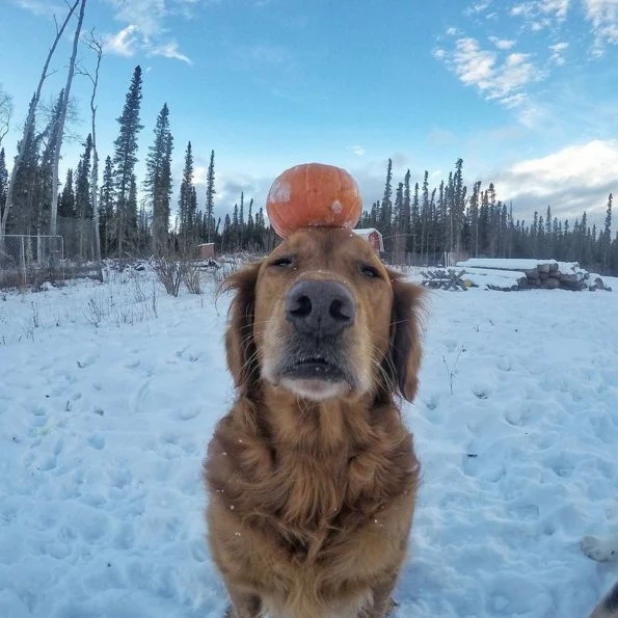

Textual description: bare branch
[1,0,80,238]
[0,86,13,147]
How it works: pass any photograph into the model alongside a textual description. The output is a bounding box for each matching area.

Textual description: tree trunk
[49,0,87,237]
[0,0,80,240]
[84,34,103,263]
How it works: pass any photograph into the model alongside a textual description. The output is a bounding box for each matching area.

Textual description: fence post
[20,236,26,287]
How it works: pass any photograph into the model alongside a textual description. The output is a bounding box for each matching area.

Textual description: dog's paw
[581,535,618,562]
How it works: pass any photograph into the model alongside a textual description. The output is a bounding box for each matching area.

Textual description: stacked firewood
[420,269,468,291]
[455,259,612,292]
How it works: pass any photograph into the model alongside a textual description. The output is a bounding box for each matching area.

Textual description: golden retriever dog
[204,227,423,618]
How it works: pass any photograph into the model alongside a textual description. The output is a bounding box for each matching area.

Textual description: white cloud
[489,36,517,49]
[511,0,570,30]
[584,0,618,55]
[494,140,618,220]
[105,0,166,38]
[101,0,204,63]
[103,25,141,58]
[349,145,366,156]
[549,41,569,64]
[441,37,543,108]
[193,165,207,185]
[148,41,193,64]
[466,0,493,14]
[446,27,461,36]
[11,0,60,15]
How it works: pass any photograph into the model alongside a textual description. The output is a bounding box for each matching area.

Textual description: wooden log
[545,278,560,289]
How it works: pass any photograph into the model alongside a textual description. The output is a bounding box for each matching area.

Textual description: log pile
[421,269,467,291]
[455,259,612,292]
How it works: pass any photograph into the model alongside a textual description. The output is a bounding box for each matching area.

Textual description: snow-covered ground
[1,269,618,618]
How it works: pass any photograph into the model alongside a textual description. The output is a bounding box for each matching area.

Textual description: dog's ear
[386,272,424,402]
[220,261,262,394]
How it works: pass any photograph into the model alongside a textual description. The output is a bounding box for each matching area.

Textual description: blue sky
[2,0,618,225]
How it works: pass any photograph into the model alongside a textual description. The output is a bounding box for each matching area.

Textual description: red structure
[353,228,384,254]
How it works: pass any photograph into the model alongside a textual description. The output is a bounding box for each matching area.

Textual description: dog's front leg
[223,585,262,618]
[362,573,399,618]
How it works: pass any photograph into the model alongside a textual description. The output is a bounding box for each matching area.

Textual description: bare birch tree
[0,0,80,240]
[78,30,103,262]
[0,86,13,147]
[49,0,88,237]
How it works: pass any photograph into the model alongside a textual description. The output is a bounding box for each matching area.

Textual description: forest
[0,0,616,275]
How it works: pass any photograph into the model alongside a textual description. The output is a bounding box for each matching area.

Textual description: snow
[267,177,291,204]
[2,270,618,617]
[458,267,527,290]
[458,258,583,273]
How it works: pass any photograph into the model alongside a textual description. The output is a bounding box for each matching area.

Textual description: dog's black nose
[286,280,356,337]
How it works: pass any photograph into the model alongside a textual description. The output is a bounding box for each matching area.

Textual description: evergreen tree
[205,150,215,242]
[178,141,195,250]
[0,148,8,224]
[112,65,143,256]
[59,168,75,218]
[38,90,65,234]
[379,158,393,241]
[603,193,613,272]
[99,156,114,257]
[10,96,41,234]
[144,103,173,256]
[411,182,420,255]
[75,134,92,221]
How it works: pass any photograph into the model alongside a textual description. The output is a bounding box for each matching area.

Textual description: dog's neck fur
[259,383,382,454]
[213,383,416,534]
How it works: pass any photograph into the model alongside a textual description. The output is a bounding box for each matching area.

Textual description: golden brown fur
[204,228,423,618]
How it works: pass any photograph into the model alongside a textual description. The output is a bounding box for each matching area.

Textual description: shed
[198,243,215,259]
[353,228,384,253]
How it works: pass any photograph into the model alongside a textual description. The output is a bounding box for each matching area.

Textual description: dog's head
[222,228,423,403]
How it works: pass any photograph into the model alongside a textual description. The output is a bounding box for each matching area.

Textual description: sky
[1,0,618,226]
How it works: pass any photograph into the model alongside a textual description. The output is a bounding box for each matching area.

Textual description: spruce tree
[379,158,393,246]
[59,168,76,218]
[75,134,92,221]
[144,103,173,256]
[0,148,7,223]
[603,193,613,272]
[38,90,65,234]
[99,156,114,257]
[112,65,143,256]
[205,150,216,242]
[411,182,420,256]
[178,141,195,250]
[10,97,41,235]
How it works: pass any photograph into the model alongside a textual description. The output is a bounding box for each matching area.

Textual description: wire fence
[0,235,64,288]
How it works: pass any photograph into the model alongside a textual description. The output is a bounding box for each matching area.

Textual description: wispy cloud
[549,41,569,64]
[148,41,193,65]
[11,0,61,16]
[584,0,618,56]
[489,36,516,50]
[439,37,543,108]
[349,145,366,156]
[103,25,141,58]
[101,0,207,63]
[510,0,570,30]
[466,0,493,14]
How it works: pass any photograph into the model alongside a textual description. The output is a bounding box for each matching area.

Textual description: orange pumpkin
[266,163,362,239]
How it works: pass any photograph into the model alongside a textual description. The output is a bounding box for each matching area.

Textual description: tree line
[0,0,615,274]
[359,157,617,274]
